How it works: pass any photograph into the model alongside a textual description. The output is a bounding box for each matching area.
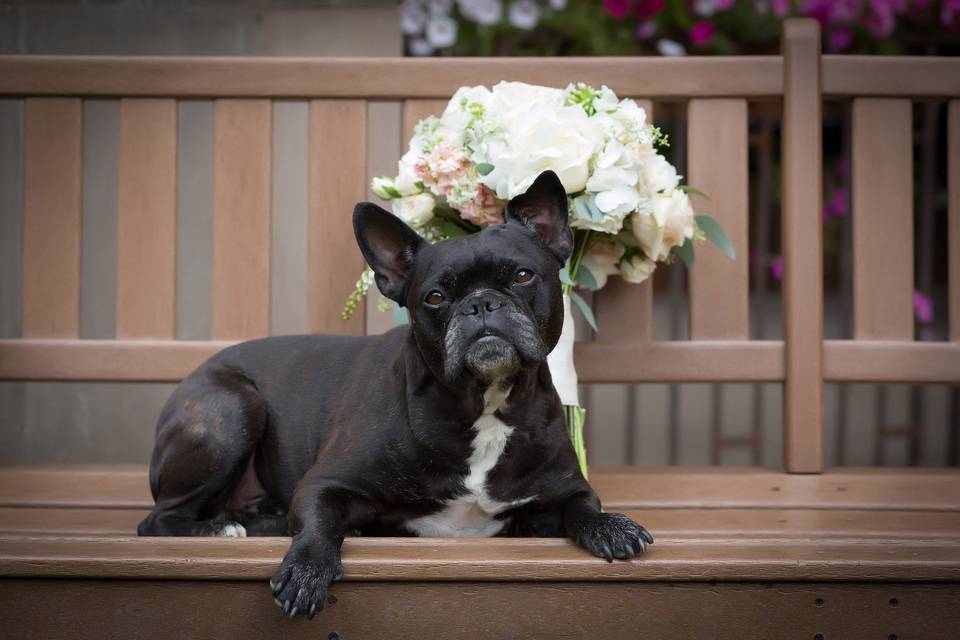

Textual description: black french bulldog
[138,170,653,619]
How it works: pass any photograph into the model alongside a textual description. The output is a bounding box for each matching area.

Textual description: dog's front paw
[270,544,343,620]
[572,512,654,562]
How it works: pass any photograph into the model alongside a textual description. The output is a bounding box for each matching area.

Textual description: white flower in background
[408,38,434,56]
[402,0,428,35]
[429,0,454,15]
[619,255,656,284]
[508,0,542,30]
[426,15,458,48]
[579,239,625,290]
[657,39,686,56]
[549,0,567,9]
[632,190,696,261]
[392,192,436,227]
[459,0,503,25]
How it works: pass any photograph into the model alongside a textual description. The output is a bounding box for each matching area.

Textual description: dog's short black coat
[138,170,653,619]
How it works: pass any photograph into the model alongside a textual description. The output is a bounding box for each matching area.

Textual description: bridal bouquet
[346,81,732,476]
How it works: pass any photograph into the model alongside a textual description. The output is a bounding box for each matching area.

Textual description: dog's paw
[572,511,654,562]
[270,545,343,620]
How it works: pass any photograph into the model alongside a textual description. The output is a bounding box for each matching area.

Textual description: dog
[138,170,653,619]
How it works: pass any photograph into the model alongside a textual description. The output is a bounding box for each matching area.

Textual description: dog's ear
[353,203,424,305]
[505,170,573,265]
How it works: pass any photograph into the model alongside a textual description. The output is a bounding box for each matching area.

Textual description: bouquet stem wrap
[547,294,588,479]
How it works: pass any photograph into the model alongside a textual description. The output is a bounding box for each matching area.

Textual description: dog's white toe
[217,523,247,537]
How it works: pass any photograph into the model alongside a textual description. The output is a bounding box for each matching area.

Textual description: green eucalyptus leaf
[696,214,736,259]
[559,265,576,287]
[570,291,598,332]
[476,162,494,176]
[586,193,604,222]
[575,264,599,290]
[673,238,695,269]
[393,305,409,326]
[679,185,711,200]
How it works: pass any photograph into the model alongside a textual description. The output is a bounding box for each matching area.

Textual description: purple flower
[864,0,896,36]
[770,255,784,281]
[636,19,657,39]
[690,20,717,46]
[800,0,832,25]
[943,0,960,27]
[772,0,792,17]
[913,291,934,325]
[828,186,848,218]
[603,0,633,19]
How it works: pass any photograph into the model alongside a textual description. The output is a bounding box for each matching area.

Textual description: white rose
[639,148,680,193]
[633,190,696,261]
[570,193,629,234]
[395,149,422,196]
[578,240,624,290]
[619,255,656,284]
[479,82,603,199]
[392,193,435,227]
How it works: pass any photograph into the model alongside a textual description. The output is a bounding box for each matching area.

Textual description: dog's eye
[425,291,445,305]
[513,269,535,284]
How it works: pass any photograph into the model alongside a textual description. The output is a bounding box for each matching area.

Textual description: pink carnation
[457,184,504,226]
[603,0,632,19]
[415,145,471,197]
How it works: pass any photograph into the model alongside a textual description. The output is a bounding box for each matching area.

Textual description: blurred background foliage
[403,0,960,57]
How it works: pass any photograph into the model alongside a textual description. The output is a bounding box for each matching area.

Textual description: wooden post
[782,19,824,473]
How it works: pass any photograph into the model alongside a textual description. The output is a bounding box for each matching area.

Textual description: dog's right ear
[353,203,424,306]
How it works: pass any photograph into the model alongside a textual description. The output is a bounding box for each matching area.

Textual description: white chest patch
[404,385,535,537]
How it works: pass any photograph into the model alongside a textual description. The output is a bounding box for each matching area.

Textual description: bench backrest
[0,20,957,473]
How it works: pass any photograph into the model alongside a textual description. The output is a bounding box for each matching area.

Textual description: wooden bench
[1,19,959,639]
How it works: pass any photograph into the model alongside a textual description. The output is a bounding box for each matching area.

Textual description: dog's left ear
[353,202,424,306]
[505,170,573,265]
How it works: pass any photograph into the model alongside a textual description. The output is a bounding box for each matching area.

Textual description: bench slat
[307,100,368,335]
[212,99,272,340]
[852,98,914,340]
[21,98,82,338]
[687,99,749,340]
[782,19,824,473]
[116,98,176,339]
[950,99,959,341]
[1,534,958,581]
[2,466,957,512]
[4,506,960,540]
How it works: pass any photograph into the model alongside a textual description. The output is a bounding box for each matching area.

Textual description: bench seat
[1,465,958,639]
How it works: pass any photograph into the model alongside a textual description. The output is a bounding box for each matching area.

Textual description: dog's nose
[462,293,505,316]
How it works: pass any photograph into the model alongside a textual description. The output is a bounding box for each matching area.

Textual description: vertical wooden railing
[782,19,824,473]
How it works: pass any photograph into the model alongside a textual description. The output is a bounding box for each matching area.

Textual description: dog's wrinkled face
[354,170,572,387]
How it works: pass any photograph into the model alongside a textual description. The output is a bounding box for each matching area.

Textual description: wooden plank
[21,98,82,338]
[4,506,960,540]
[950,100,959,341]
[1,535,959,582]
[686,99,749,339]
[824,340,960,382]
[823,55,960,97]
[4,580,959,640]
[3,338,958,383]
[0,56,785,99]
[211,99,272,340]
[116,99,176,339]
[594,100,654,345]
[2,466,957,512]
[782,19,824,473]
[402,98,448,142]
[0,339,231,382]
[307,100,366,335]
[852,98,914,339]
